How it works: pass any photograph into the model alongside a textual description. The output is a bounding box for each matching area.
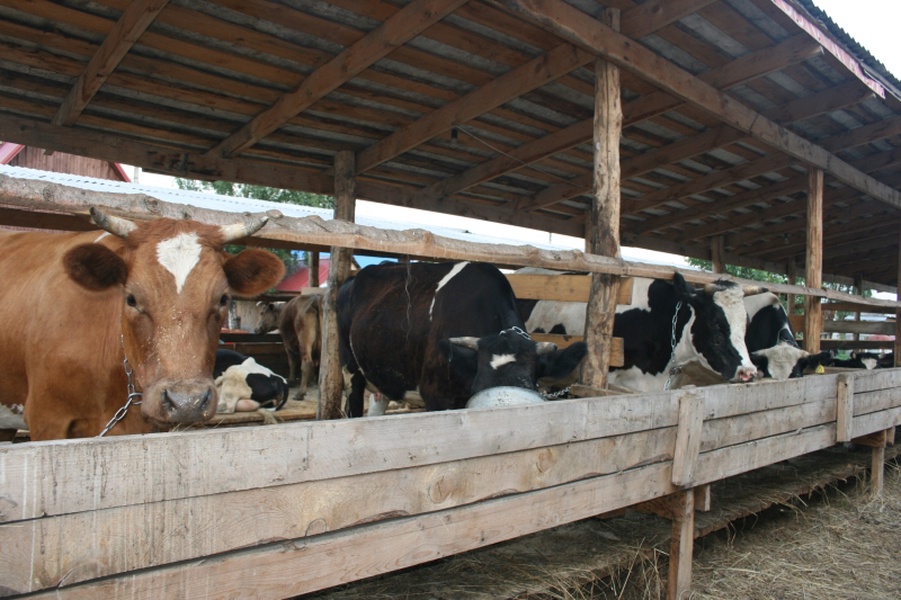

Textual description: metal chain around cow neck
[664,300,685,391]
[97,335,143,437]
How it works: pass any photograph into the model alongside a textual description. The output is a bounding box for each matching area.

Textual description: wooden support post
[583,8,621,391]
[786,260,798,331]
[318,150,356,420]
[835,373,854,443]
[672,390,704,488]
[851,429,891,496]
[710,236,726,274]
[309,251,320,288]
[667,489,695,600]
[804,168,824,353]
[895,222,901,367]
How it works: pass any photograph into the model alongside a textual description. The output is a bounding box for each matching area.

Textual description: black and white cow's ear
[536,341,587,384]
[438,338,479,381]
[446,336,480,350]
[672,271,695,300]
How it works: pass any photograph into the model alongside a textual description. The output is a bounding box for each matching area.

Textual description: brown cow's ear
[64,244,128,290]
[224,249,285,297]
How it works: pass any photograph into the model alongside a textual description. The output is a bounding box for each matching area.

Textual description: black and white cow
[743,293,831,379]
[213,349,289,413]
[519,270,765,392]
[337,261,587,417]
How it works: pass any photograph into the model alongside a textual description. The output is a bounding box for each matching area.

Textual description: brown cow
[275,294,322,401]
[0,207,285,440]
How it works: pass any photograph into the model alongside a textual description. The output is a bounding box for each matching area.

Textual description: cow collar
[98,336,144,437]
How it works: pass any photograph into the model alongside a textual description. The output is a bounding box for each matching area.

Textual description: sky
[810,0,901,79]
[132,1,900,265]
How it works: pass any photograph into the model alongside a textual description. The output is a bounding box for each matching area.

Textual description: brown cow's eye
[126,294,138,308]
[219,294,230,307]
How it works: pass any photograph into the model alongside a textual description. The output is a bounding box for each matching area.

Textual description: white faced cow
[337,261,588,417]
[213,349,289,413]
[519,270,766,393]
[744,293,831,379]
[0,208,285,440]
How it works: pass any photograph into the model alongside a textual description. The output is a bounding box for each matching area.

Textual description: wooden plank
[0,427,678,593]
[836,373,854,443]
[700,375,836,420]
[505,273,632,303]
[23,462,679,600]
[0,393,683,522]
[694,424,837,485]
[53,0,171,126]
[210,0,469,158]
[822,320,895,335]
[672,390,704,487]
[852,387,901,416]
[700,392,835,453]
[850,406,901,440]
[850,368,901,394]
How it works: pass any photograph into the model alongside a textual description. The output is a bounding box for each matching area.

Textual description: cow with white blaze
[0,208,285,440]
[518,270,765,393]
[337,261,587,417]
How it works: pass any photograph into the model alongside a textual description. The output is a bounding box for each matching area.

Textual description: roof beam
[208,0,469,159]
[510,34,820,210]
[492,0,901,210]
[52,0,169,127]
[355,43,594,174]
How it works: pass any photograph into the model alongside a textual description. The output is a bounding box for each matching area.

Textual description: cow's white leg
[367,392,390,417]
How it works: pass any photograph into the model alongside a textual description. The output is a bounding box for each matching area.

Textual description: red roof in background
[0,142,131,182]
[275,259,330,293]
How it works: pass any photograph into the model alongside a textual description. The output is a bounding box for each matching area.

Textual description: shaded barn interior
[2,2,901,599]
[0,0,900,291]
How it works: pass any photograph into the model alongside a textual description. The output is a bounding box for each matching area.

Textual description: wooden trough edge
[306,444,901,600]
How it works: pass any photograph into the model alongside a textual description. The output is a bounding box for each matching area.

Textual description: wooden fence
[2,369,900,599]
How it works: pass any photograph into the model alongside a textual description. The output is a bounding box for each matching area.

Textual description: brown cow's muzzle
[142,378,218,425]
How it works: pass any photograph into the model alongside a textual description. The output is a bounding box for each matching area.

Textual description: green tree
[175,179,334,274]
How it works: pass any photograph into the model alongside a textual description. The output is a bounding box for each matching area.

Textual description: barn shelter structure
[2,0,901,598]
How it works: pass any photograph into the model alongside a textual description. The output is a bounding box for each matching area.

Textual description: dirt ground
[597,460,901,600]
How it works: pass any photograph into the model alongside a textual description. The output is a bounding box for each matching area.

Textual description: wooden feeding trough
[2,368,900,598]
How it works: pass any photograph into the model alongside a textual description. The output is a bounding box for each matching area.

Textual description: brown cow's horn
[703,282,718,294]
[90,207,137,238]
[220,215,269,243]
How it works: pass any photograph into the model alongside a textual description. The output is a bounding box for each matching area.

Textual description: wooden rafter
[208,0,469,159]
[509,34,820,211]
[52,0,169,127]
[492,0,901,210]
[354,43,594,174]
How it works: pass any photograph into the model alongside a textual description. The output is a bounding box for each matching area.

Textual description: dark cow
[213,349,289,412]
[0,208,285,440]
[744,293,832,379]
[337,261,587,417]
[519,270,764,392]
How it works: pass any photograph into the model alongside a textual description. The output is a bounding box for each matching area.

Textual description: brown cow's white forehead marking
[156,232,203,294]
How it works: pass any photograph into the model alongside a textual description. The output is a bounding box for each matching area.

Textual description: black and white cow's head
[751,342,832,379]
[743,292,831,380]
[671,274,764,385]
[440,327,587,397]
